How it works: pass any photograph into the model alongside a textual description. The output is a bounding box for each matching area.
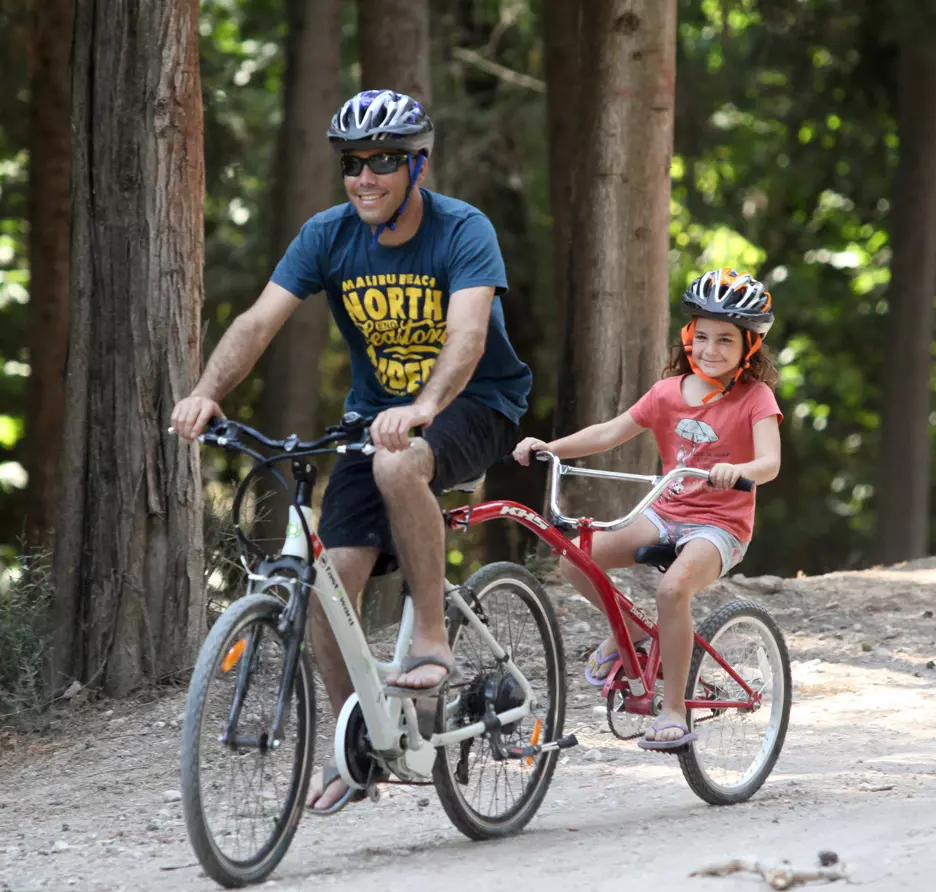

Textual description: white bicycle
[179,414,572,887]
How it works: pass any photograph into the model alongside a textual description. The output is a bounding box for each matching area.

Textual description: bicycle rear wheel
[181,594,315,887]
[679,599,791,805]
[433,562,565,840]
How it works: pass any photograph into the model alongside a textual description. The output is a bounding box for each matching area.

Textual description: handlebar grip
[734,476,755,492]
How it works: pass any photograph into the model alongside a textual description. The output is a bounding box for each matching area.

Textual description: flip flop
[584,636,652,687]
[637,720,697,753]
[584,645,620,686]
[306,760,364,816]
[384,654,457,698]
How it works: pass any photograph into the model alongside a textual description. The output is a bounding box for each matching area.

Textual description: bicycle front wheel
[181,594,315,887]
[679,599,791,805]
[433,562,566,840]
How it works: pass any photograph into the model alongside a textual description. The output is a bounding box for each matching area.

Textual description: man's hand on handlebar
[708,462,747,491]
[512,436,550,466]
[369,403,435,452]
[171,395,225,442]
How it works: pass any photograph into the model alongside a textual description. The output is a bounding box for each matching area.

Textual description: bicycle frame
[193,415,547,788]
[446,455,761,715]
[239,495,540,790]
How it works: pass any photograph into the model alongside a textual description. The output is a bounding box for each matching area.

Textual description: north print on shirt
[341,273,447,396]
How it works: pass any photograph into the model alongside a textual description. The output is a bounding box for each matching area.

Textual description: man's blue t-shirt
[270,189,532,424]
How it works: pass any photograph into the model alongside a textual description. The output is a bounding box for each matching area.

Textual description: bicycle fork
[219,558,315,751]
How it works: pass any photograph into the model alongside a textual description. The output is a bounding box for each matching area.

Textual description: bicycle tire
[678,598,791,805]
[181,594,315,887]
[433,562,566,840]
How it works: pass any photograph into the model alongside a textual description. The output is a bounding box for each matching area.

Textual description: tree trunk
[258,0,341,449]
[874,36,936,564]
[51,0,205,697]
[544,0,582,327]
[24,0,73,549]
[553,0,676,520]
[358,0,432,105]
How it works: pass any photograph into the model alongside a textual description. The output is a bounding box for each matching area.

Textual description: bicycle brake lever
[337,441,377,456]
[168,426,218,447]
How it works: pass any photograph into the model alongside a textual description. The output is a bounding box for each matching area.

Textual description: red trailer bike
[446,451,791,805]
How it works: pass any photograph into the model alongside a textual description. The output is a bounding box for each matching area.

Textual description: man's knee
[373,440,434,496]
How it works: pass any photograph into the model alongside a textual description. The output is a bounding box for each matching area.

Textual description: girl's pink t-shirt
[628,376,782,543]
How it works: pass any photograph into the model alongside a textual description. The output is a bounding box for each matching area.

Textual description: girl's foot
[584,638,619,686]
[637,710,697,752]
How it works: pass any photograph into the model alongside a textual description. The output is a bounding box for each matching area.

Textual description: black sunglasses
[339,152,410,177]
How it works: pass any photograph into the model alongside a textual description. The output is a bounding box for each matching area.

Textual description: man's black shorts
[318,397,519,566]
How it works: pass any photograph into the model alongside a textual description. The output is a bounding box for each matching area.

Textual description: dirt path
[3,562,936,891]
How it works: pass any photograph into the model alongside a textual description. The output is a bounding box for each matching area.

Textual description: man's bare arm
[192,281,302,401]
[171,282,301,440]
[413,285,494,415]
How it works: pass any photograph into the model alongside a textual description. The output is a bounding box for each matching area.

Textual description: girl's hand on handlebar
[513,436,550,466]
[708,462,744,490]
[171,396,225,442]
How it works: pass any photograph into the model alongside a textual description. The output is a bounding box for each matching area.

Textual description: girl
[514,269,782,751]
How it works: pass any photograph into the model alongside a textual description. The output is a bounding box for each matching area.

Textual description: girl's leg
[647,538,722,743]
[559,516,660,680]
[559,514,660,617]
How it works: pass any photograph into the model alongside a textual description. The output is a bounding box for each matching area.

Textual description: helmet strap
[681,319,763,404]
[370,153,425,250]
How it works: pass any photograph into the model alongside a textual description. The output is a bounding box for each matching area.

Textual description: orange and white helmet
[682,269,774,335]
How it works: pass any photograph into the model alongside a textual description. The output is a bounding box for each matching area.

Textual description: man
[171,89,531,811]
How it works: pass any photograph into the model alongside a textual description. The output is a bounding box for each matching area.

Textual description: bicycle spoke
[438,569,562,830]
[689,612,785,791]
[196,614,304,866]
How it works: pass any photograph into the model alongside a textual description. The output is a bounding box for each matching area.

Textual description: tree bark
[258,0,341,447]
[358,0,432,105]
[874,36,936,564]
[553,0,677,519]
[52,0,205,697]
[544,0,582,327]
[24,0,73,549]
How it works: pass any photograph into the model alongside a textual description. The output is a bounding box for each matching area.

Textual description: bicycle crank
[500,733,578,761]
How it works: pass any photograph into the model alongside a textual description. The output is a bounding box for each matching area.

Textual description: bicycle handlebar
[534,450,754,531]
[168,412,377,457]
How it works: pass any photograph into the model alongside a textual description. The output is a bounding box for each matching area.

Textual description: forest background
[2,0,936,697]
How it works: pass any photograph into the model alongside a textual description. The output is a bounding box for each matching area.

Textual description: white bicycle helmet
[682,268,774,335]
[328,90,434,156]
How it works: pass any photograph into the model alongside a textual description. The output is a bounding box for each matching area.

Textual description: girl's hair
[663,336,779,389]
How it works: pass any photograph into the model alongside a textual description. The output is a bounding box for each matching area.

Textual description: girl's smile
[692,317,744,384]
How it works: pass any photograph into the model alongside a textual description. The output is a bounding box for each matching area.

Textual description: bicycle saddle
[634,543,678,573]
[444,474,485,494]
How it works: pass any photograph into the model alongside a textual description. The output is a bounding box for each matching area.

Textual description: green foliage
[674,0,902,571]
[2,0,933,581]
[0,551,52,719]
[0,3,30,547]
[200,0,287,347]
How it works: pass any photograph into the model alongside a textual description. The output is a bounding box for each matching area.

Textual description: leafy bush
[0,549,52,719]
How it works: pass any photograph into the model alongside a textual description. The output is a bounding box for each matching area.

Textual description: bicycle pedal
[505,733,578,760]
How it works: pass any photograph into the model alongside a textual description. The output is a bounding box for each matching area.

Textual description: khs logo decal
[499,505,550,530]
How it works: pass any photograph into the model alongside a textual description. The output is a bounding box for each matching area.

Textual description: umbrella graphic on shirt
[675,419,718,447]
[666,419,719,497]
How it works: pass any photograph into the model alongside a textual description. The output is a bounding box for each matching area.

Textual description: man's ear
[415,156,430,185]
